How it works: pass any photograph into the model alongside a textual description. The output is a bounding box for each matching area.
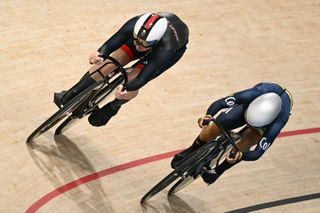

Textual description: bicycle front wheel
[141,141,219,203]
[168,175,199,195]
[26,81,102,143]
[168,142,220,195]
[140,170,180,203]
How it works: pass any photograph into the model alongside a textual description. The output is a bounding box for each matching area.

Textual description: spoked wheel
[26,81,102,143]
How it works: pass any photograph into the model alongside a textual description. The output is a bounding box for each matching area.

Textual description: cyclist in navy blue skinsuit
[171,82,293,184]
[54,12,189,126]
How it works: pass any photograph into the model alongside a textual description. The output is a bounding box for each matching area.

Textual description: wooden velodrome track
[1,0,319,212]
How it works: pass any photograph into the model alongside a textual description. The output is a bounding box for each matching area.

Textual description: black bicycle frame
[203,118,240,152]
[68,56,128,117]
[88,56,128,83]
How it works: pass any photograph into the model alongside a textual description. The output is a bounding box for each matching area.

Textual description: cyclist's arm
[241,119,286,161]
[98,16,138,58]
[206,88,261,117]
[126,48,176,91]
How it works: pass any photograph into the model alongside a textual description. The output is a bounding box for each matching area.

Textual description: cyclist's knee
[199,123,220,142]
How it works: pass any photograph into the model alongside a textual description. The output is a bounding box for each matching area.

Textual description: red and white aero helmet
[133,13,168,47]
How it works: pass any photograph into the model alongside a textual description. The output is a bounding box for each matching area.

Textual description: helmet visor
[133,33,156,48]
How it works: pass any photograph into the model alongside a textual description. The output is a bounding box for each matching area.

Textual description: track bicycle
[26,56,128,143]
[141,118,246,203]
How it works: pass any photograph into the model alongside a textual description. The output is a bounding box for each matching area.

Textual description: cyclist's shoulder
[158,12,179,19]
[253,81,288,92]
[252,81,277,89]
[159,12,188,27]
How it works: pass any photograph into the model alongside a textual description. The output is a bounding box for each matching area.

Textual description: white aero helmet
[133,13,168,47]
[245,92,282,128]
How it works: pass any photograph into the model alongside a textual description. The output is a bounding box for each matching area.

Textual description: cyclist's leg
[175,104,247,157]
[54,48,131,108]
[87,39,149,126]
[231,127,261,153]
[170,122,222,169]
[88,48,131,81]
[53,71,96,108]
[205,127,261,184]
[89,45,186,127]
[201,105,248,184]
[200,104,249,145]
[87,64,143,127]
[171,107,235,169]
[216,127,261,169]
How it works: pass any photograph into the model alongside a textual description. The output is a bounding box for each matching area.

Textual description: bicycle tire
[140,170,180,203]
[27,56,127,143]
[168,134,242,195]
[168,149,224,195]
[174,141,218,176]
[26,81,102,143]
[168,175,199,195]
[141,142,217,203]
[168,142,221,195]
[55,117,80,135]
[55,74,125,135]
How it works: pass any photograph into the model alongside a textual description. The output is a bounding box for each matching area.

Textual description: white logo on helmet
[245,92,282,128]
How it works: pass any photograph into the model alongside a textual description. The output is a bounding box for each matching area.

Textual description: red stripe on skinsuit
[120,44,134,61]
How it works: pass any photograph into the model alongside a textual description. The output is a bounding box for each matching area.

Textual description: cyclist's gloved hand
[198,115,213,128]
[115,84,128,100]
[202,169,220,185]
[89,51,104,64]
[227,150,242,164]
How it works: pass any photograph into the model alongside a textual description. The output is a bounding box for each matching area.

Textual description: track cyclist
[171,82,293,185]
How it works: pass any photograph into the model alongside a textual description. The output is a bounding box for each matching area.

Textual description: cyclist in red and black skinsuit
[54,12,189,126]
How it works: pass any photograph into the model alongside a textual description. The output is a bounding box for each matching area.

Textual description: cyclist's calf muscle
[198,123,261,163]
